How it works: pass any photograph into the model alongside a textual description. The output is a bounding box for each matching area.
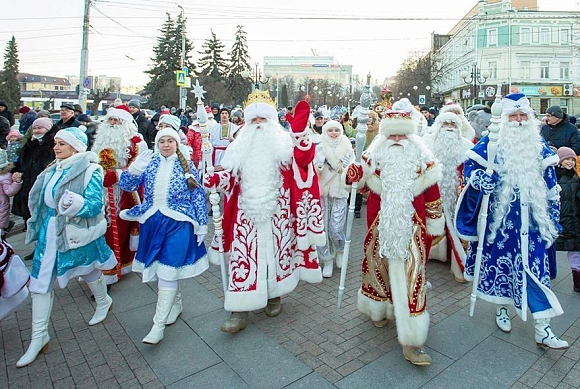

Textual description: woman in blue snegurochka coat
[119,127,208,345]
[17,127,116,368]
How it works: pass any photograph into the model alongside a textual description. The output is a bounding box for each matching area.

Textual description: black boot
[573,270,580,293]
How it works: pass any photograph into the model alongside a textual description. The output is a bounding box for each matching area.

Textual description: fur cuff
[58,192,85,217]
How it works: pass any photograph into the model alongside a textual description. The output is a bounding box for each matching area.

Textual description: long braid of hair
[176,148,198,189]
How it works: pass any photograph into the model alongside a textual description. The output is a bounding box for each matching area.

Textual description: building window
[540,28,550,45]
[560,62,570,79]
[488,28,498,47]
[520,62,530,78]
[489,62,498,79]
[520,27,531,44]
[560,28,570,44]
[540,62,550,79]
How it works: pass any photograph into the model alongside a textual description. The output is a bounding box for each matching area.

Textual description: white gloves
[131,149,154,174]
[341,154,352,168]
[58,189,84,217]
[61,189,74,208]
[197,233,206,246]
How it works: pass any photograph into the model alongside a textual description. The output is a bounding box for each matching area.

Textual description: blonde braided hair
[176,148,198,189]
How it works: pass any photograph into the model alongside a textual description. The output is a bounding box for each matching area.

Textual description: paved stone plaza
[1,206,580,388]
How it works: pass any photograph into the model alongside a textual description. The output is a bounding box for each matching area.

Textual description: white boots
[495,305,512,332]
[534,318,569,349]
[86,274,113,325]
[494,305,569,349]
[166,291,183,326]
[142,288,178,344]
[17,293,54,368]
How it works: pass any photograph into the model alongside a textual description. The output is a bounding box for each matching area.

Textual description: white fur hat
[155,128,181,146]
[105,107,133,124]
[244,102,278,124]
[379,111,416,137]
[435,112,462,130]
[159,114,181,131]
[322,120,343,135]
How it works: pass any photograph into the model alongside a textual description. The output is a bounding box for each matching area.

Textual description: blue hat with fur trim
[55,127,88,152]
[501,93,531,116]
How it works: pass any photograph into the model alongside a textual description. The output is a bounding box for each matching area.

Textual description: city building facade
[432,0,580,115]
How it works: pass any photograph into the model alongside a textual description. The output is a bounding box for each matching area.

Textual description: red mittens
[286,100,311,133]
[345,164,363,185]
[103,170,118,187]
[203,173,220,189]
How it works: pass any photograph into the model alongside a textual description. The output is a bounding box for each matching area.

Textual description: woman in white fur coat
[314,120,355,277]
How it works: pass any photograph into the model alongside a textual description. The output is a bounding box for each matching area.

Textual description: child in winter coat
[0,149,21,234]
[6,128,22,165]
[314,120,355,278]
[555,146,580,292]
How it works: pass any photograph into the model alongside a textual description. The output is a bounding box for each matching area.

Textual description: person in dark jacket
[128,99,148,139]
[56,103,81,130]
[555,146,580,293]
[0,116,10,149]
[540,105,580,155]
[0,101,15,126]
[145,112,161,148]
[78,114,98,150]
[12,118,56,233]
[18,106,37,135]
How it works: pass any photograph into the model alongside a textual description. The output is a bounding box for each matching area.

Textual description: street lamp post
[241,62,271,91]
[460,64,490,105]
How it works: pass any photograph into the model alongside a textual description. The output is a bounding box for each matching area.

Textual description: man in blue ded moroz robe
[455,93,568,349]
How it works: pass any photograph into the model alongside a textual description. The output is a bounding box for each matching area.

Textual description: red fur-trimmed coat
[209,140,325,312]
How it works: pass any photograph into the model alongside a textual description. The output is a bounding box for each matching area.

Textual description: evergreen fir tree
[227,25,251,78]
[197,30,228,79]
[144,13,194,109]
[0,36,21,111]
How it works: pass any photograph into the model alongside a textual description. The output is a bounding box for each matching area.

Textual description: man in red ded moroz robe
[204,92,325,333]
[423,111,475,283]
[345,109,444,365]
[92,105,148,284]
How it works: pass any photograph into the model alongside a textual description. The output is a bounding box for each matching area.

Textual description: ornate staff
[337,73,372,309]
[469,85,503,316]
[193,80,228,294]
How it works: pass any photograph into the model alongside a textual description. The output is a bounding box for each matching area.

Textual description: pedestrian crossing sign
[176,70,186,86]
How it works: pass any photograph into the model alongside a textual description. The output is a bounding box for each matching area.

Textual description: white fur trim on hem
[225,289,268,312]
[56,253,118,289]
[357,289,395,322]
[208,247,223,265]
[294,267,323,284]
[132,255,209,283]
[427,215,445,237]
[388,257,429,347]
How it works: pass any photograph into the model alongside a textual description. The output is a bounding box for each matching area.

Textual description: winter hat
[155,127,181,146]
[7,129,22,140]
[557,147,577,163]
[60,103,75,111]
[232,110,242,119]
[158,114,181,131]
[74,104,83,114]
[546,105,564,119]
[379,111,416,137]
[19,106,31,114]
[32,117,53,131]
[77,114,91,123]
[105,106,133,123]
[322,120,344,135]
[36,110,50,118]
[55,127,88,153]
[113,98,123,107]
[219,107,230,116]
[211,103,220,110]
[0,149,8,169]
[501,93,532,116]
[435,112,461,130]
[128,99,141,109]
[420,106,429,113]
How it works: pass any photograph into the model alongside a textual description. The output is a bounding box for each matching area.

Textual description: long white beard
[222,120,293,225]
[375,140,420,261]
[488,119,558,244]
[92,122,136,168]
[432,129,464,216]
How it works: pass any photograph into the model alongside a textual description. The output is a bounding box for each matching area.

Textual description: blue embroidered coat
[455,135,563,320]
[118,154,208,236]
